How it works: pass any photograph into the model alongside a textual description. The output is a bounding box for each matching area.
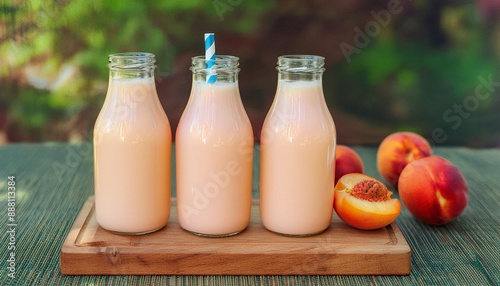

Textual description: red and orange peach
[334,173,401,230]
[377,132,432,187]
[335,145,364,185]
[398,156,469,225]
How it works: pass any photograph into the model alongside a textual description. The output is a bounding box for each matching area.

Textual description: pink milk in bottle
[260,55,336,236]
[94,53,172,235]
[176,56,254,237]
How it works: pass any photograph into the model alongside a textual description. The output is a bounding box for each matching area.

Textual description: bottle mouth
[108,52,156,70]
[191,55,240,74]
[277,55,325,74]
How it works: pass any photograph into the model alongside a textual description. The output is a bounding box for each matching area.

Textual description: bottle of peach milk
[94,53,172,235]
[176,55,254,237]
[260,55,336,236]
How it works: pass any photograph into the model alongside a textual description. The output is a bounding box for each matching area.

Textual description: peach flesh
[334,174,401,230]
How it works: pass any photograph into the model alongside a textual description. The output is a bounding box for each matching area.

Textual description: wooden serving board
[61,196,411,275]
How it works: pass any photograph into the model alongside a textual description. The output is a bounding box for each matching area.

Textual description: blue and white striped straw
[204,33,217,84]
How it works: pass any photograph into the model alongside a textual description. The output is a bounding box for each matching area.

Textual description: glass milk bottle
[260,55,336,236]
[176,56,254,237]
[94,53,172,235]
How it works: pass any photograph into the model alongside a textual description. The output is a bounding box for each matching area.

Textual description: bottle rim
[278,55,325,61]
[277,55,325,74]
[191,55,240,74]
[108,52,156,70]
[191,55,239,62]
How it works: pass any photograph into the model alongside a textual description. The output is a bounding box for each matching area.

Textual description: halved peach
[334,173,401,230]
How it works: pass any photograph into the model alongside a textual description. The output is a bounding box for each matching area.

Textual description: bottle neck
[110,69,154,79]
[106,53,158,103]
[191,55,239,84]
[192,73,238,83]
[108,52,156,80]
[277,55,325,83]
[278,72,322,82]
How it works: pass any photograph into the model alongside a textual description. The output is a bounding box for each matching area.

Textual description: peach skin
[398,156,469,225]
[377,132,432,188]
[335,145,364,185]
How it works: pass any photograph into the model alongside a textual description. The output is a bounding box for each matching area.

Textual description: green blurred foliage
[0,0,274,140]
[327,1,499,146]
[1,0,499,146]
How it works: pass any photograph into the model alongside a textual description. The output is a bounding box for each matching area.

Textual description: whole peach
[398,156,469,225]
[335,145,364,184]
[377,132,432,187]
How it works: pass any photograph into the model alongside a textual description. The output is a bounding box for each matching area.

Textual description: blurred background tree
[0,0,499,146]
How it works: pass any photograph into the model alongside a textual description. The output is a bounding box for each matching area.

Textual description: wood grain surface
[61,197,411,275]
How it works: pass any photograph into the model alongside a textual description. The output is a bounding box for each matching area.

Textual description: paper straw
[204,33,217,84]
